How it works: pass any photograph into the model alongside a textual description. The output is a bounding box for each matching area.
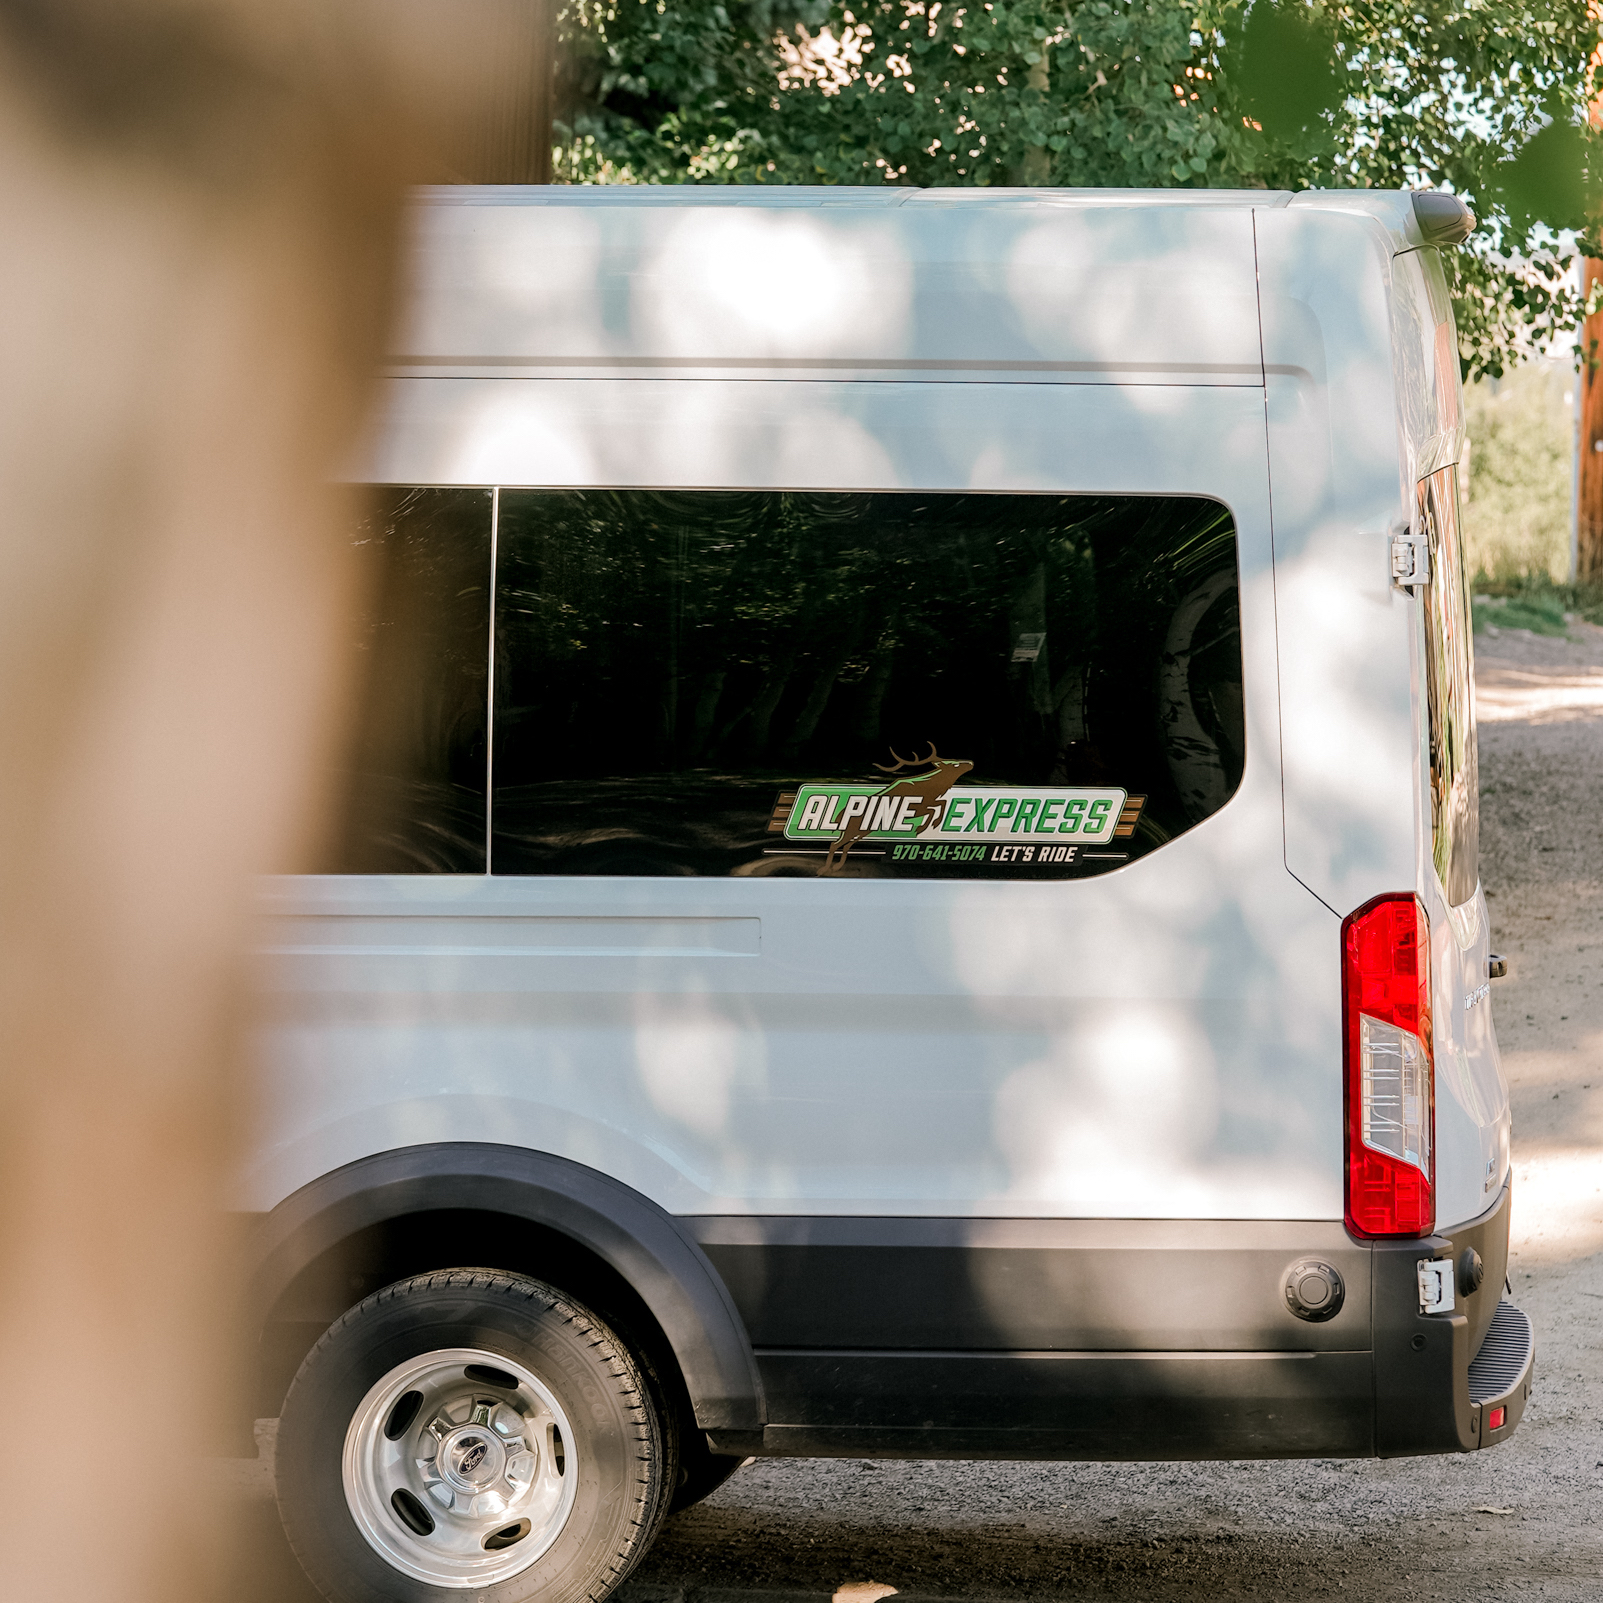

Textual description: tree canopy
[553,0,1602,377]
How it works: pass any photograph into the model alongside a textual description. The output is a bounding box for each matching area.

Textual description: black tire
[276,1269,672,1603]
[667,1436,748,1514]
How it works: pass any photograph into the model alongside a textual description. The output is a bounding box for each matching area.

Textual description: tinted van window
[1420,466,1478,906]
[326,488,492,873]
[491,491,1242,879]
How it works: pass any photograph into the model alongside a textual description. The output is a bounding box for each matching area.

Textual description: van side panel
[370,376,1249,494]
[399,196,1263,387]
[1256,209,1417,918]
[253,379,1347,1224]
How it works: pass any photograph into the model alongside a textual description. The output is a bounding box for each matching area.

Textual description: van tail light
[1342,894,1434,1237]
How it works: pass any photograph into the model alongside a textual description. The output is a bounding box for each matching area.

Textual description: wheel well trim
[248,1142,765,1431]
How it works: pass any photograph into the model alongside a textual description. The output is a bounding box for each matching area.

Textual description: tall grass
[1462,360,1575,587]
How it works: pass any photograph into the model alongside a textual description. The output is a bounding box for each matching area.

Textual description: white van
[248,185,1534,1603]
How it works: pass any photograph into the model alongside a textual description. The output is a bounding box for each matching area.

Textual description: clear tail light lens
[1343,894,1434,1237]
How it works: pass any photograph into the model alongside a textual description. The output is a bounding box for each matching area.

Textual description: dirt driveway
[222,626,1603,1603]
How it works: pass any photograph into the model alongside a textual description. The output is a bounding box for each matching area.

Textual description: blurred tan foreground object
[0,3,534,1599]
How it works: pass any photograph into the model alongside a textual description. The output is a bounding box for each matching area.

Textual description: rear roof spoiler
[1411,190,1477,247]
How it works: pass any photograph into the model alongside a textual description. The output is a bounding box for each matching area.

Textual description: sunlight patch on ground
[1510,1146,1603,1267]
[1476,663,1603,724]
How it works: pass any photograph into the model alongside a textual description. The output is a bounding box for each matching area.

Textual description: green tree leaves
[554,0,1603,376]
[1231,0,1340,152]
[1489,110,1599,238]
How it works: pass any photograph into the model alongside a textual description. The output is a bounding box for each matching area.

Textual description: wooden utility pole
[1579,261,1603,582]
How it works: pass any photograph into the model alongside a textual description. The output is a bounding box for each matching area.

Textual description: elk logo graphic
[821,744,974,873]
[769,752,1141,874]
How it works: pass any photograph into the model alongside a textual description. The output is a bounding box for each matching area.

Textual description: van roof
[418,184,1293,208]
[395,185,1429,386]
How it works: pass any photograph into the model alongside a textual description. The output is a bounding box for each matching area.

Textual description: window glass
[325,488,492,873]
[1420,466,1478,906]
[491,491,1243,879]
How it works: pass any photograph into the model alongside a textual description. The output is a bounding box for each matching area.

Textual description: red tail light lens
[1342,894,1434,1237]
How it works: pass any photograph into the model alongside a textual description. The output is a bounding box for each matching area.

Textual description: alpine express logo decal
[765,745,1145,873]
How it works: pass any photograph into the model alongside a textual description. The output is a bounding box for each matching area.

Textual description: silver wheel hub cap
[343,1347,577,1587]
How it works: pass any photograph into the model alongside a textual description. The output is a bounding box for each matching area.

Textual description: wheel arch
[249,1142,764,1432]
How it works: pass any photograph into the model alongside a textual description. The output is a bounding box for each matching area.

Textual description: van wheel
[276,1270,670,1603]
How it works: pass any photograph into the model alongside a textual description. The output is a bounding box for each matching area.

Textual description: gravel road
[222,624,1603,1602]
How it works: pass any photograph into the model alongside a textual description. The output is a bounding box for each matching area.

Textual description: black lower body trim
[694,1185,1524,1462]
[732,1348,1372,1460]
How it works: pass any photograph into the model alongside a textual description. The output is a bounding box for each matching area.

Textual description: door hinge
[1391,530,1430,591]
[1418,1257,1455,1314]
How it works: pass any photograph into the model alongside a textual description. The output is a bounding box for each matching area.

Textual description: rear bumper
[699,1181,1529,1462]
[1372,1178,1530,1455]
